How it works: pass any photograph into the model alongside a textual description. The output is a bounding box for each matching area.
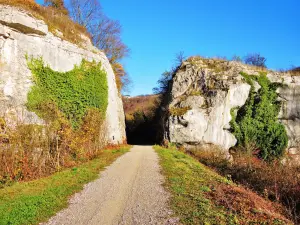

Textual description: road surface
[45,145,175,225]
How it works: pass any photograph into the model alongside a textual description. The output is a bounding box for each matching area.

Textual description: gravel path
[44,145,175,225]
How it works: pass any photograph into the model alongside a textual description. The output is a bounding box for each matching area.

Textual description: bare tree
[68,0,130,93]
[91,16,129,63]
[69,0,100,28]
[153,52,186,94]
[175,51,186,65]
[244,53,267,68]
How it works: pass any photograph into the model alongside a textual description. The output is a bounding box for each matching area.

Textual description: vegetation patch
[230,72,288,161]
[27,57,108,129]
[155,146,291,224]
[169,107,191,116]
[0,146,129,225]
[188,90,201,96]
[0,57,109,185]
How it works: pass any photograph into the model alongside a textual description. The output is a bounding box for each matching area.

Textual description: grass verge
[0,146,130,225]
[154,146,291,225]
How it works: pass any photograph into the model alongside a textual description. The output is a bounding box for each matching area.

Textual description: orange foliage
[209,184,290,224]
[189,147,300,223]
[123,95,159,117]
[112,62,126,91]
[0,105,123,186]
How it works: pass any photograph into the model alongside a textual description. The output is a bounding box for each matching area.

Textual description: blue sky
[37,0,300,96]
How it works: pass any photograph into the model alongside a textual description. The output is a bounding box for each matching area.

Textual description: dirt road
[45,145,174,225]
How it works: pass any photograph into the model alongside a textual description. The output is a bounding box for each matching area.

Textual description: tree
[244,53,267,68]
[153,71,173,95]
[44,0,69,15]
[153,52,186,94]
[68,0,130,93]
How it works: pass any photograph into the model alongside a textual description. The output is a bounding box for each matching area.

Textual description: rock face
[164,56,300,158]
[0,5,126,145]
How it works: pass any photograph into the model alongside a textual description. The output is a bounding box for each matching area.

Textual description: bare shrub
[0,106,108,187]
[244,53,267,68]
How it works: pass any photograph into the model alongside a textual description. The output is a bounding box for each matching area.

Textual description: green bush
[230,72,288,161]
[26,57,108,128]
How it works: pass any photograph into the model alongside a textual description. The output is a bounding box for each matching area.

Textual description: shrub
[27,57,108,128]
[230,72,288,161]
[244,53,267,68]
[0,107,107,186]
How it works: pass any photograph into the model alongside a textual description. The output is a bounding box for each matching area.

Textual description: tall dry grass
[0,107,108,187]
[0,0,89,44]
[188,146,300,224]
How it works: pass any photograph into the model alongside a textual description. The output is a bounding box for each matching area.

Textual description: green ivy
[26,57,108,128]
[230,72,288,161]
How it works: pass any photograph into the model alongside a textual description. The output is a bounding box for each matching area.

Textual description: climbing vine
[26,57,108,128]
[230,72,288,161]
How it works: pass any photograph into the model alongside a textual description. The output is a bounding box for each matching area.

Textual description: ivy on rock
[26,57,108,129]
[230,72,288,161]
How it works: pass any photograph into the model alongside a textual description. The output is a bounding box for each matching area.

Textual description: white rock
[168,83,250,150]
[165,58,300,159]
[0,5,48,35]
[0,5,125,145]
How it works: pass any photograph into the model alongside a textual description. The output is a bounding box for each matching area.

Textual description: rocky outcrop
[164,56,300,158]
[270,74,300,159]
[0,5,126,145]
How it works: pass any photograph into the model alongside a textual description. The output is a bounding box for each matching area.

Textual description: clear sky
[37,0,300,96]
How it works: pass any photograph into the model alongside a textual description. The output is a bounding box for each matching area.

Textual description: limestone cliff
[164,56,300,159]
[0,5,126,145]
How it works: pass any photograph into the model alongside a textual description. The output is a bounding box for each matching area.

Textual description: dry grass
[210,184,289,224]
[155,146,291,224]
[0,108,113,187]
[169,107,191,116]
[189,146,300,224]
[186,55,270,74]
[0,0,89,45]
